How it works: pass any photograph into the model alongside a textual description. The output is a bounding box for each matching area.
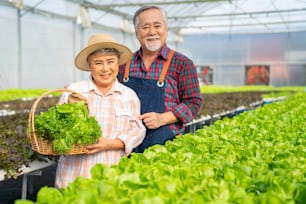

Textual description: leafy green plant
[16,93,305,203]
[0,89,60,102]
[200,85,304,93]
[0,113,34,179]
[34,101,101,154]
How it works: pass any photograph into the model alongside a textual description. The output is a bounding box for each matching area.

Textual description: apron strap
[123,49,175,85]
[157,49,175,86]
[123,59,131,82]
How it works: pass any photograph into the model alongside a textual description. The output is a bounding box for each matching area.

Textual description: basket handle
[27,89,86,146]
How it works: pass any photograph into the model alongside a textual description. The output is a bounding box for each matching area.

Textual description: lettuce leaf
[34,101,101,153]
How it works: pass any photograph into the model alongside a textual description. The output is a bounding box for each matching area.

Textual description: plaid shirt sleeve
[168,52,202,123]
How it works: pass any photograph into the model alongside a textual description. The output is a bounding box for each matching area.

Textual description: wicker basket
[27,88,90,155]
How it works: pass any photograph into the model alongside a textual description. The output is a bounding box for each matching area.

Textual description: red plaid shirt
[118,45,202,135]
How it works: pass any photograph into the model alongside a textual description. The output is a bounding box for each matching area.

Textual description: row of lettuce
[16,92,305,203]
[0,86,304,102]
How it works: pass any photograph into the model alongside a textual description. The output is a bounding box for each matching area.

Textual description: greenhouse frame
[0,0,305,89]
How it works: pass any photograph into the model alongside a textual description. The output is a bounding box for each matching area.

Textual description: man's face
[88,52,119,90]
[135,9,168,53]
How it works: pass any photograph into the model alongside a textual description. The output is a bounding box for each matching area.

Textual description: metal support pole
[21,170,43,199]
[21,173,27,199]
[17,9,22,88]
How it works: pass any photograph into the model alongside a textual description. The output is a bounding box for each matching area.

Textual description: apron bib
[122,50,175,153]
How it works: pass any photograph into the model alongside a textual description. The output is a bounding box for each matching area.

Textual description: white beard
[145,39,161,52]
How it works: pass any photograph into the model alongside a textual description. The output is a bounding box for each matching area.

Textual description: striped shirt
[55,78,146,188]
[118,44,202,135]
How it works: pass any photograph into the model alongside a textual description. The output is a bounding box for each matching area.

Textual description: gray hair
[87,48,120,63]
[133,5,168,30]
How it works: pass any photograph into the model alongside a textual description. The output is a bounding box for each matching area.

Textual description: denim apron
[122,50,175,153]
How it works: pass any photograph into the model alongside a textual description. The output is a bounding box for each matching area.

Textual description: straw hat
[75,33,132,71]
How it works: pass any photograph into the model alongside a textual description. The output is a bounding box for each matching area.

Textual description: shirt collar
[88,76,122,96]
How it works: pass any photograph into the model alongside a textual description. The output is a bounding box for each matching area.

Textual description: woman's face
[135,8,168,53]
[88,52,119,93]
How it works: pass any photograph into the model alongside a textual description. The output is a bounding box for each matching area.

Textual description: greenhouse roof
[3,0,306,35]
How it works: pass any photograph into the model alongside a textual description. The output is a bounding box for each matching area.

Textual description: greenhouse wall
[0,4,305,89]
[181,32,306,87]
[0,5,139,89]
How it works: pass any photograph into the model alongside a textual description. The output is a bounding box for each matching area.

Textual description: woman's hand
[86,137,125,154]
[68,93,88,105]
[86,137,107,154]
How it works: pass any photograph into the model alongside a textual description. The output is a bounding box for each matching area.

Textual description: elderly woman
[55,33,146,188]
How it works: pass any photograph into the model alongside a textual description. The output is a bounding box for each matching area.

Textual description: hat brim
[74,42,132,71]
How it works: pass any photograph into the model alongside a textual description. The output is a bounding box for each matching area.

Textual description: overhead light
[8,0,24,9]
[76,6,91,28]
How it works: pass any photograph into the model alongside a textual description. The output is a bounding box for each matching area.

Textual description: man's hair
[133,5,168,30]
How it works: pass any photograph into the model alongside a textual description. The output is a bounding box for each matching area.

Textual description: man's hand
[139,112,163,129]
[140,111,178,129]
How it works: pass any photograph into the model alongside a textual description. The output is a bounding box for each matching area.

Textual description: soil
[198,91,267,117]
